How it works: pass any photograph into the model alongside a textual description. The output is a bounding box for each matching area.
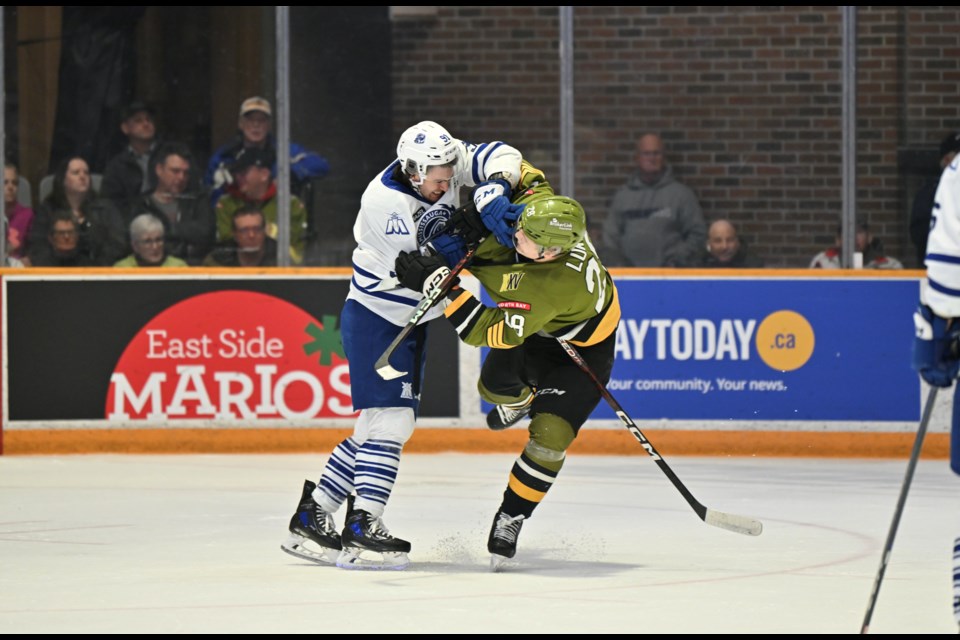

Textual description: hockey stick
[556,337,764,537]
[860,385,939,634]
[375,240,482,380]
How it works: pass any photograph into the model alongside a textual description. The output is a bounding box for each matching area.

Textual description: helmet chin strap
[533,247,563,261]
[402,170,427,199]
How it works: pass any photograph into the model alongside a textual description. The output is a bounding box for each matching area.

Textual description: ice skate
[488,509,525,571]
[954,594,959,631]
[280,479,342,565]
[486,393,534,431]
[336,508,411,570]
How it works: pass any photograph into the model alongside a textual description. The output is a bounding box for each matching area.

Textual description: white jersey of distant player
[924,155,960,318]
[347,140,522,326]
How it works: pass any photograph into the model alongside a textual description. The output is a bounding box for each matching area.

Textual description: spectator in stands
[602,132,706,267]
[4,162,34,263]
[810,223,903,269]
[29,156,127,266]
[214,147,308,264]
[203,205,278,267]
[702,219,764,268]
[100,100,160,220]
[136,142,215,265]
[910,131,960,265]
[205,96,329,207]
[114,213,187,268]
[30,210,93,267]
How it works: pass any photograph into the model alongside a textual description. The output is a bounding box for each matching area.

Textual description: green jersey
[444,163,621,349]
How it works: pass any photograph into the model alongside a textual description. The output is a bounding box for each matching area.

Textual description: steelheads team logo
[106,291,356,421]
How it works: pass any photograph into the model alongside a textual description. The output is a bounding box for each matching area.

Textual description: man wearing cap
[911,131,960,265]
[100,100,161,221]
[213,146,308,264]
[204,96,330,207]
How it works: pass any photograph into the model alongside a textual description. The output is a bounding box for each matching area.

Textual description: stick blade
[704,509,763,536]
[376,360,406,381]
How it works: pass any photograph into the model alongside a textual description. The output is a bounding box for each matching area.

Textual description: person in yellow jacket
[214,147,308,264]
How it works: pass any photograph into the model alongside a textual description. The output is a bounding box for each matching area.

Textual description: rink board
[0,268,943,456]
[565,275,919,422]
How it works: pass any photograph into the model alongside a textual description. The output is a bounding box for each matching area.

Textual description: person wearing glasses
[213,147,309,264]
[203,205,278,267]
[601,132,706,267]
[30,210,95,267]
[113,213,187,267]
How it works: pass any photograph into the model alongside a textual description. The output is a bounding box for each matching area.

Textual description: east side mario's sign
[106,291,353,420]
[2,276,460,426]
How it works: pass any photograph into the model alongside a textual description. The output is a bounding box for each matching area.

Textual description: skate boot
[280,479,342,565]
[955,534,960,629]
[486,392,534,431]
[488,509,526,571]
[337,508,411,570]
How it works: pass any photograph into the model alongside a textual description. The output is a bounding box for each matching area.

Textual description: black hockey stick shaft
[556,338,763,537]
[860,385,939,634]
[375,239,483,380]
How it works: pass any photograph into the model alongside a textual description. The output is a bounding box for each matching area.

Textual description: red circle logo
[106,291,355,421]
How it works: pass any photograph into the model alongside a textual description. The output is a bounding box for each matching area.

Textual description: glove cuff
[472,179,511,212]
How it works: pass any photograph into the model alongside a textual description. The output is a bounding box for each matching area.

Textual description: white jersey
[924,156,960,317]
[347,139,522,326]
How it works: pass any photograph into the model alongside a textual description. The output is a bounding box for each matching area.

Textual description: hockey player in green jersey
[394,162,621,569]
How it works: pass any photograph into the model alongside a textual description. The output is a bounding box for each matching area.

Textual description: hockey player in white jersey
[912,151,960,627]
[281,121,522,569]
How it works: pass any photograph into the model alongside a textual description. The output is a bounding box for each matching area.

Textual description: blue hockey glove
[395,250,458,298]
[472,179,525,247]
[472,179,511,211]
[912,304,960,388]
[430,233,468,268]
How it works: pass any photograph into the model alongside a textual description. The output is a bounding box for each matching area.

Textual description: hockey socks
[500,449,563,518]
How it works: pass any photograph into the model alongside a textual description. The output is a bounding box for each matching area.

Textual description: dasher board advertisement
[601,276,919,422]
[478,275,920,423]
[2,275,459,427]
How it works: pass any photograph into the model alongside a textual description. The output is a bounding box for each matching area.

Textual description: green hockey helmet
[516,196,586,253]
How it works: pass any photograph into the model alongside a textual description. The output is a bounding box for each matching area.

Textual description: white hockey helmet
[396,121,459,184]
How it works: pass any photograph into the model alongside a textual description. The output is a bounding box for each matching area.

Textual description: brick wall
[391,6,960,268]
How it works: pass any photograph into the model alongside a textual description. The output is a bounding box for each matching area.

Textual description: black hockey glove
[447,202,487,247]
[395,250,459,298]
